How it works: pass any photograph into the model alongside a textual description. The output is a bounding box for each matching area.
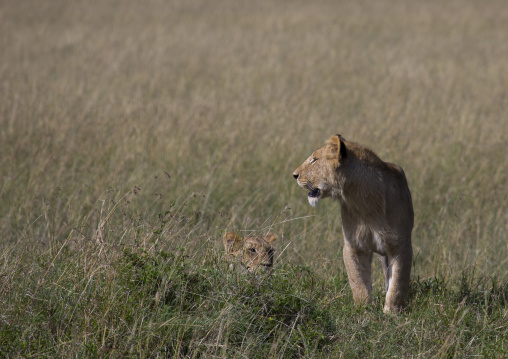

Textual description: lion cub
[293,135,414,313]
[222,232,277,271]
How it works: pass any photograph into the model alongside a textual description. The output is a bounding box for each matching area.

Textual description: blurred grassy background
[1,0,507,282]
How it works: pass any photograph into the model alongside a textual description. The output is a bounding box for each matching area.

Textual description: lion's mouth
[308,188,320,198]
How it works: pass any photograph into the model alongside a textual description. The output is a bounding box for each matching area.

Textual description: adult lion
[293,135,414,313]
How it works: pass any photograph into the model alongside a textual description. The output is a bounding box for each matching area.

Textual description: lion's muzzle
[308,188,320,198]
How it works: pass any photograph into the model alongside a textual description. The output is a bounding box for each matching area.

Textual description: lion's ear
[327,134,347,160]
[223,232,242,254]
[336,134,347,160]
[264,233,277,244]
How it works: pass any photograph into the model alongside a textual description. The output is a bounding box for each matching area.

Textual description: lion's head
[292,134,348,207]
[222,231,277,271]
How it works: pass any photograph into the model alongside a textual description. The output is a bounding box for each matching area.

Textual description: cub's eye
[248,248,257,253]
[310,158,317,164]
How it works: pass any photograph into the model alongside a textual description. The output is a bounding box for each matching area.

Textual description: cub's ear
[222,232,242,254]
[264,233,277,244]
[327,134,347,160]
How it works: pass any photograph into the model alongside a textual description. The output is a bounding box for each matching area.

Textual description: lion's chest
[344,227,388,255]
[341,207,389,255]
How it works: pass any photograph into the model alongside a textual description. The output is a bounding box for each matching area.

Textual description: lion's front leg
[343,240,373,305]
[383,243,412,313]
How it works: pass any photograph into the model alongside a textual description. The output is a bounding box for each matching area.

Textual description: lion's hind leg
[378,254,392,293]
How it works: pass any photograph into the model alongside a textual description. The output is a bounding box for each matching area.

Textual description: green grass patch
[1,233,506,357]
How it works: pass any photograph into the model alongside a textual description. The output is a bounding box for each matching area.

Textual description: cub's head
[222,231,277,271]
[292,134,347,207]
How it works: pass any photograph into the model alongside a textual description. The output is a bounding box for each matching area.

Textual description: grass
[1,0,507,357]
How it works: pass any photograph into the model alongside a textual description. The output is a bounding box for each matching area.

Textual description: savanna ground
[1,0,507,357]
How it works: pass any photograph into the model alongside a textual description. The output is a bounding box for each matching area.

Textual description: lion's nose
[293,173,299,179]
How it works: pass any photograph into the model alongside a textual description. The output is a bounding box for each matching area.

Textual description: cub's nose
[293,172,299,179]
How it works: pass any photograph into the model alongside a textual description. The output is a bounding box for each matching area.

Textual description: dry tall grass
[1,0,507,296]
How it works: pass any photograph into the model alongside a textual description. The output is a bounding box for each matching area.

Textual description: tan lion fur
[222,232,277,272]
[293,135,414,313]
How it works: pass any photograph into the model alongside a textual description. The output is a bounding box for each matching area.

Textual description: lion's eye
[310,158,317,164]
[248,248,257,253]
